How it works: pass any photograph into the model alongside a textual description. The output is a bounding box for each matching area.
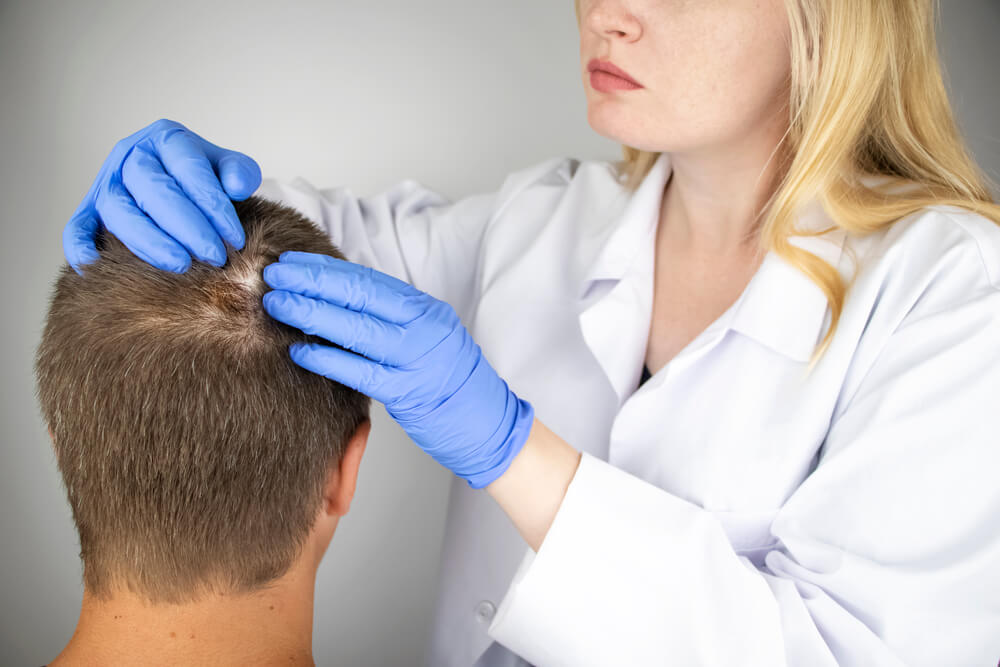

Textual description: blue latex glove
[64,118,262,274]
[261,251,536,489]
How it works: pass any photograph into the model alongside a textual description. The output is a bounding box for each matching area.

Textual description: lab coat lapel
[576,153,672,406]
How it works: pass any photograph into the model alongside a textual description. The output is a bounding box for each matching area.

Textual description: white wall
[1,1,996,665]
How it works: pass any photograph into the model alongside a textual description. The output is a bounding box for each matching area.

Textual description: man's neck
[50,566,318,667]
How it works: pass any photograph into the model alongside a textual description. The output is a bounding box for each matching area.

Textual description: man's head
[35,196,371,604]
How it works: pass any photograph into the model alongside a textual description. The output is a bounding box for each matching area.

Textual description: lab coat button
[475,600,496,623]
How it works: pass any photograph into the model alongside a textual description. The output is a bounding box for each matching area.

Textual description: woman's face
[578,0,793,155]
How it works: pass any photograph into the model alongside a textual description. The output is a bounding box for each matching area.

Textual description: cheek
[636,8,791,145]
[655,25,789,125]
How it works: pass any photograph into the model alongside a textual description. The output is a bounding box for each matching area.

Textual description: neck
[50,562,319,667]
[660,103,791,255]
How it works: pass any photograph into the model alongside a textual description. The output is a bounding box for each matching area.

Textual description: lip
[586,58,643,87]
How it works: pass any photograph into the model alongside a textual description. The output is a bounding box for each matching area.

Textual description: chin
[586,109,631,144]
[588,106,728,155]
[586,103,672,152]
[587,117,667,154]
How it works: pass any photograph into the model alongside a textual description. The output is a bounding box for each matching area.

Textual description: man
[35,196,371,666]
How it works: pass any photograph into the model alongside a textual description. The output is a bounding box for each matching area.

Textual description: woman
[62,0,1000,664]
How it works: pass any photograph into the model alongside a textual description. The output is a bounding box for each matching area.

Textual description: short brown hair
[35,196,370,603]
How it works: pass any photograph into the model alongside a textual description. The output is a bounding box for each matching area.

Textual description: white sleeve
[487,243,1000,665]
[255,176,499,321]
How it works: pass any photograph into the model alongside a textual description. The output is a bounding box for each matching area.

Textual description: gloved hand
[64,118,262,274]
[262,251,536,489]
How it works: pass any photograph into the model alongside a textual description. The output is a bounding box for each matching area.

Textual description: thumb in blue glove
[261,251,535,490]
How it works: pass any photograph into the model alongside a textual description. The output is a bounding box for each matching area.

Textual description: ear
[324,418,371,517]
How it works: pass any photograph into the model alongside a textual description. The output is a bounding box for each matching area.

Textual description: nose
[583,0,642,43]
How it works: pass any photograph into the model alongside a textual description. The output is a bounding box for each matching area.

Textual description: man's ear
[324,417,371,517]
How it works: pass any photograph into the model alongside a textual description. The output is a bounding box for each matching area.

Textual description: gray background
[1,1,996,665]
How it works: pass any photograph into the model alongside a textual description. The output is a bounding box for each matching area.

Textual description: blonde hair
[576,0,1000,374]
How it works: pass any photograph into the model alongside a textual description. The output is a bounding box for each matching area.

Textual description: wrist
[463,392,535,489]
[486,417,582,552]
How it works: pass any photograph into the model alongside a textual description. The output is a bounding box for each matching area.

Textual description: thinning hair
[35,196,370,604]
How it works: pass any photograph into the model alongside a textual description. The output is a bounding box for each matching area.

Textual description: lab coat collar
[576,152,671,289]
[728,200,848,363]
[576,152,847,403]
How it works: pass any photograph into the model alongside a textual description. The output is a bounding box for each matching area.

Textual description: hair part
[35,196,370,604]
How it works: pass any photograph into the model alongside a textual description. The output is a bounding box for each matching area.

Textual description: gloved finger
[122,144,227,266]
[152,128,246,250]
[63,207,102,275]
[96,176,192,273]
[276,250,339,266]
[289,342,398,404]
[278,252,421,298]
[264,257,428,324]
[194,134,262,202]
[263,290,414,365]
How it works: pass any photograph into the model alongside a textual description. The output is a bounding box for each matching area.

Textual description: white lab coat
[257,152,1000,667]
